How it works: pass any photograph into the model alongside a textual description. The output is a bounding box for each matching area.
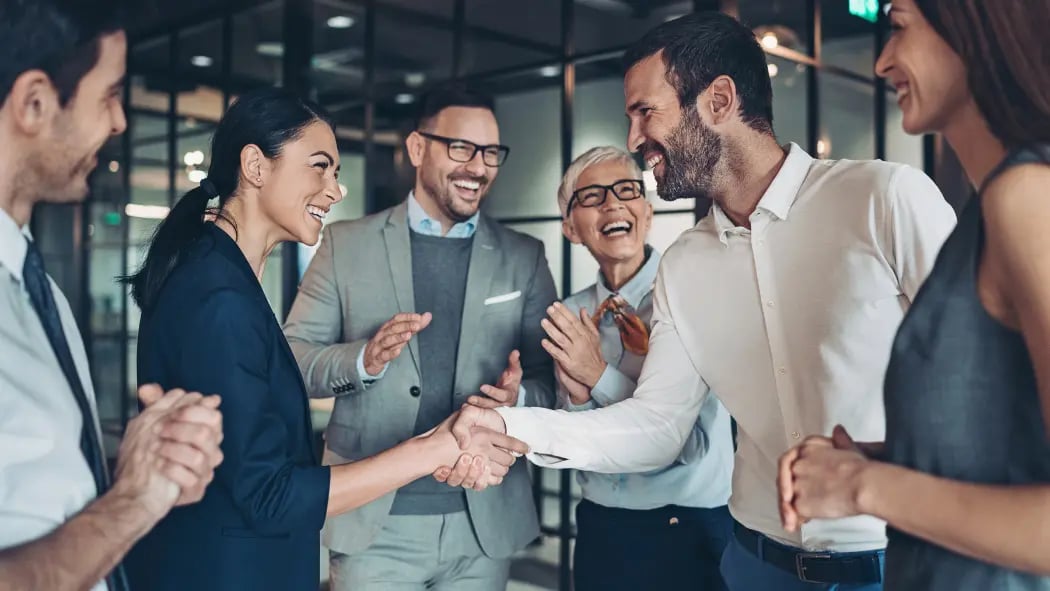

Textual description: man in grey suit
[284,84,557,590]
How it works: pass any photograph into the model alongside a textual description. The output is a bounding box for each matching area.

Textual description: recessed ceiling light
[760,32,779,49]
[767,63,779,77]
[404,72,426,87]
[539,65,560,78]
[395,93,414,105]
[190,55,213,68]
[108,161,120,173]
[327,15,355,29]
[256,42,284,57]
[188,169,208,183]
[125,204,171,220]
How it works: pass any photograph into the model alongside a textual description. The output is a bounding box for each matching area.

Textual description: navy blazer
[128,224,330,591]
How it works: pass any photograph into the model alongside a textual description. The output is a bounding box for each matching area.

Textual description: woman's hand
[778,425,875,531]
[541,303,606,388]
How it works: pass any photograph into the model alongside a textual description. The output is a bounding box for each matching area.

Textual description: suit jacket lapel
[455,217,499,381]
[382,202,421,376]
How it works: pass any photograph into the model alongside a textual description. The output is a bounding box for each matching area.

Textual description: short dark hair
[0,0,127,108]
[916,0,1050,149]
[623,11,774,135]
[415,83,496,130]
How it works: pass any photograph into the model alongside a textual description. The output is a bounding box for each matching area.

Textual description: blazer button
[409,386,421,397]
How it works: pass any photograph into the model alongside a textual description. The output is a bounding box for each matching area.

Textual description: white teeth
[601,220,632,235]
[307,205,327,221]
[453,180,481,190]
[646,155,664,169]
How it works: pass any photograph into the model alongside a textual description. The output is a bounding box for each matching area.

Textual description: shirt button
[792,431,800,439]
[409,386,421,397]
[766,301,775,308]
[669,517,679,525]
[778,367,787,375]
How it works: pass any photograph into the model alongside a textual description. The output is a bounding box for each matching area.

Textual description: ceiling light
[539,65,560,78]
[256,42,284,57]
[395,93,414,105]
[404,72,426,87]
[108,161,120,173]
[125,204,171,220]
[183,150,205,167]
[188,169,208,183]
[326,15,355,29]
[190,55,213,68]
[817,138,831,158]
[760,32,779,49]
[767,63,779,77]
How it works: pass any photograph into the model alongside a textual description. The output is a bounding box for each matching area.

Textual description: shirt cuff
[589,365,636,407]
[495,407,568,467]
[514,384,527,407]
[356,348,387,385]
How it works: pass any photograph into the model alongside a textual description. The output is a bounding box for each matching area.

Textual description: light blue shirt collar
[407,192,479,239]
[594,246,661,311]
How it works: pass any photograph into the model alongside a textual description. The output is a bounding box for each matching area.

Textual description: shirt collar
[711,142,814,244]
[0,206,31,282]
[407,191,479,239]
[595,245,661,310]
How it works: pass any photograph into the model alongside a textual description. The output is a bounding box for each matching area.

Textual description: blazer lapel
[455,217,500,381]
[382,202,421,376]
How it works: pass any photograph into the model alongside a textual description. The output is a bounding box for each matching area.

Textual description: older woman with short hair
[540,146,736,591]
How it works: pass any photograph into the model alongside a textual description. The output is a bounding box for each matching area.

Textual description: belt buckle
[795,552,832,583]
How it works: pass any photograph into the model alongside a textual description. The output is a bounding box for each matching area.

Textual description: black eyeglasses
[417,131,510,167]
[568,179,645,213]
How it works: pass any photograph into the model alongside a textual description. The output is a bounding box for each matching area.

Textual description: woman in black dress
[778,1,1050,589]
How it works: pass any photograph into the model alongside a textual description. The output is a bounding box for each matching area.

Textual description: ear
[562,216,582,245]
[406,131,427,168]
[5,70,59,136]
[239,144,267,189]
[698,75,738,126]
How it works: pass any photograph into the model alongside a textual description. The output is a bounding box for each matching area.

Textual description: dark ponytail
[124,87,333,313]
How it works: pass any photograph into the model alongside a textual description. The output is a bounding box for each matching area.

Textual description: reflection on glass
[738,0,811,54]
[486,88,561,218]
[769,55,809,149]
[821,2,877,78]
[820,73,875,160]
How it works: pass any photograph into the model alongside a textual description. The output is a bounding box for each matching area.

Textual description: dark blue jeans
[573,500,732,591]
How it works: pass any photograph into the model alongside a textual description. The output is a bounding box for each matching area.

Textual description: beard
[420,165,490,223]
[653,106,723,202]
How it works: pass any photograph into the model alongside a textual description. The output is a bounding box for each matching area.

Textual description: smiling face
[408,106,501,227]
[258,119,342,246]
[625,53,724,202]
[563,158,652,268]
[23,31,128,205]
[875,0,970,135]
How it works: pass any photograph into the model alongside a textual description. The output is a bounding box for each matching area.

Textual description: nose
[463,150,486,176]
[600,192,627,212]
[874,39,893,80]
[626,117,645,154]
[110,100,127,136]
[326,175,343,204]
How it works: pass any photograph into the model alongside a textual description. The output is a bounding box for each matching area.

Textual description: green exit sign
[849,0,879,23]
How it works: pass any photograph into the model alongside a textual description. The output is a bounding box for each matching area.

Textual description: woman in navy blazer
[124,89,524,591]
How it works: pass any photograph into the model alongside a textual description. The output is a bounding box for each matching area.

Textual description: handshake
[421,350,531,493]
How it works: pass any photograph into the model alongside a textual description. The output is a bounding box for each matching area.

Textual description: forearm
[861,462,1050,575]
[326,433,458,517]
[0,489,160,591]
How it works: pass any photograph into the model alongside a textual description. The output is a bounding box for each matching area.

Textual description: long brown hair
[915,0,1050,149]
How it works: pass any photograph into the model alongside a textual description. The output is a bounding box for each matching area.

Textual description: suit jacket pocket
[220,527,292,540]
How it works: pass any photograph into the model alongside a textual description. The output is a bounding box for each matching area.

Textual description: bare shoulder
[982,163,1050,234]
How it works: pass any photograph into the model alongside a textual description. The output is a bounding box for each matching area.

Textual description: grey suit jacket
[283,201,557,557]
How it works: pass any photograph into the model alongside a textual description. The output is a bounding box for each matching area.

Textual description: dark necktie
[23,238,130,591]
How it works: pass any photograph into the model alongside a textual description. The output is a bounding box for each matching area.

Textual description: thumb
[508,349,522,373]
[137,383,165,406]
[831,425,855,450]
[452,412,473,450]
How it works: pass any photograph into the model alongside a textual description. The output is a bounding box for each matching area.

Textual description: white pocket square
[484,291,521,305]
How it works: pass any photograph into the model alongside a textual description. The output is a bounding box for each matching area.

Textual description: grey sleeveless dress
[882,145,1050,590]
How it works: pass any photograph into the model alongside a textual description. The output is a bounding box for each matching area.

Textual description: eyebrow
[310,150,335,166]
[626,100,648,114]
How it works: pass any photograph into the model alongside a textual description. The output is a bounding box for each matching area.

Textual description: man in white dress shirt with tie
[0,2,223,589]
[447,12,956,590]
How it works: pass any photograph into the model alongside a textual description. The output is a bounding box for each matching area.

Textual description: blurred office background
[28,1,970,588]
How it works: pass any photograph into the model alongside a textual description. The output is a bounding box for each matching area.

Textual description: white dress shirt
[0,207,107,590]
[498,144,956,552]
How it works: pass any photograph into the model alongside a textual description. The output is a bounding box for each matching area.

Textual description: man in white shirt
[446,12,956,590]
[0,2,224,590]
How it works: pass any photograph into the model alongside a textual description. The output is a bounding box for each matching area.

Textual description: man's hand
[467,350,523,409]
[362,312,432,376]
[555,362,592,406]
[429,409,527,491]
[139,384,224,507]
[541,302,606,388]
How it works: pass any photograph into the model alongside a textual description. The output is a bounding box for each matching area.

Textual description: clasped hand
[777,425,883,532]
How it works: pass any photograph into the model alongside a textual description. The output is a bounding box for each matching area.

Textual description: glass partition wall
[42,1,926,588]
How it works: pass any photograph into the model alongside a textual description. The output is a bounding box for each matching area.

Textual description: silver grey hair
[557,146,644,218]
